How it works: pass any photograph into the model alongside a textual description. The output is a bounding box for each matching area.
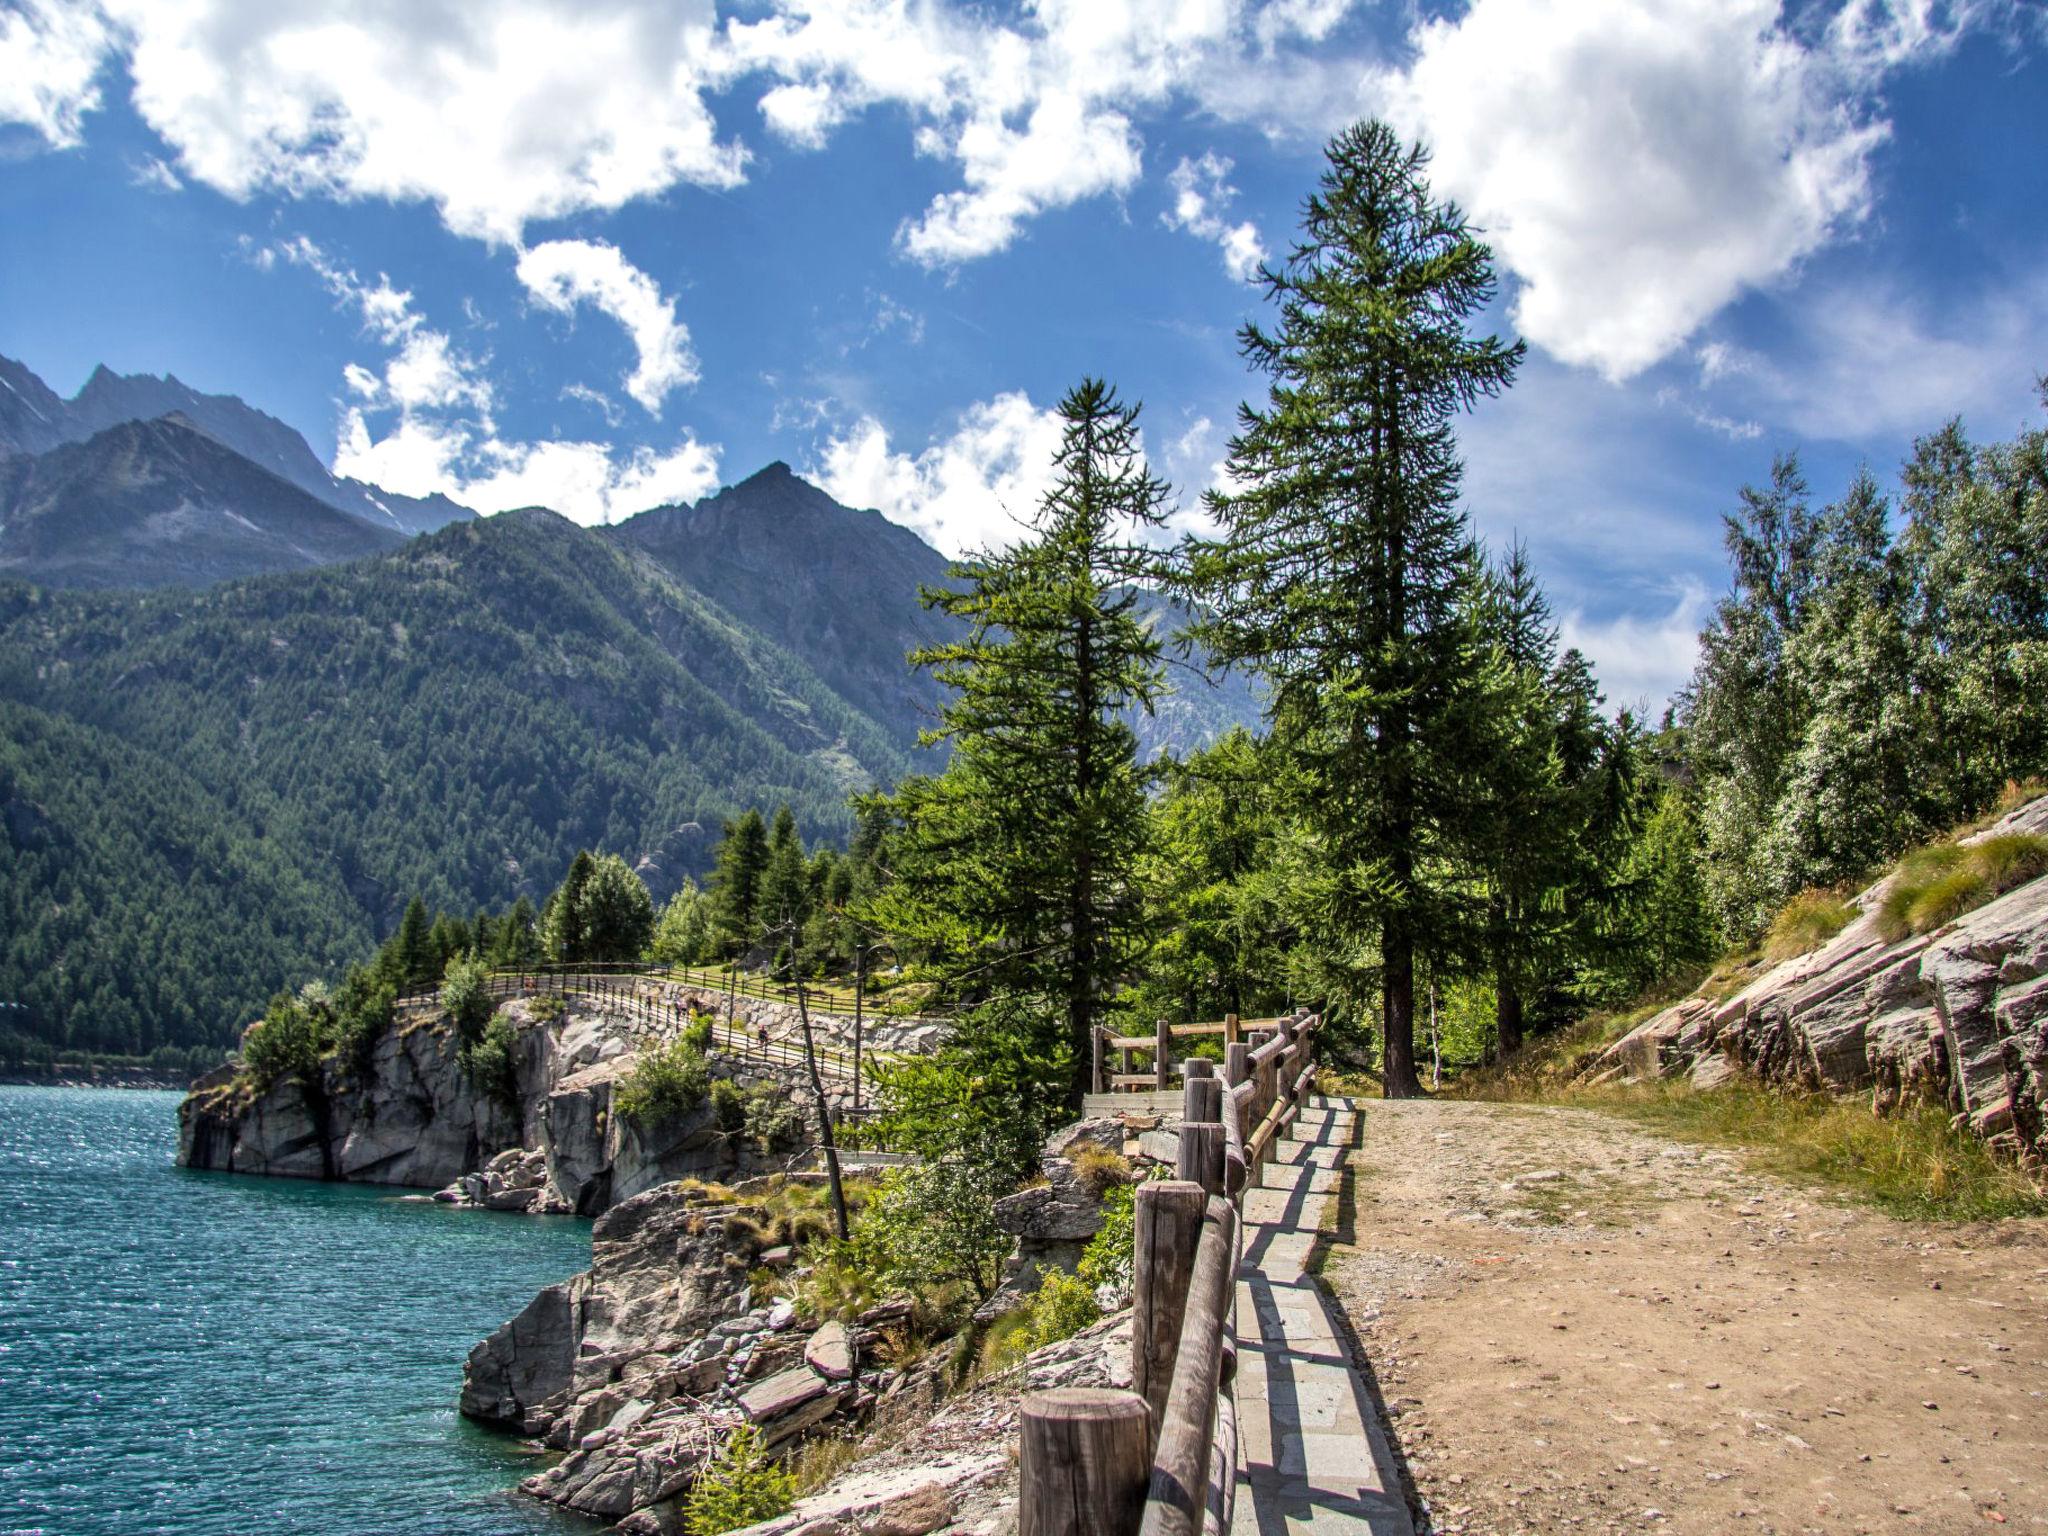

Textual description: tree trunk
[1495,972,1524,1059]
[791,965,850,1241]
[1381,913,1424,1097]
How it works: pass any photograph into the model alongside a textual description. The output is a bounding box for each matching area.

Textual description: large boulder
[1585,793,2048,1165]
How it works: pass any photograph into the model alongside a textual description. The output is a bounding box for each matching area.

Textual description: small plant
[683,1424,793,1536]
[742,1083,804,1153]
[1077,1183,1135,1307]
[710,1077,748,1137]
[460,1013,521,1113]
[1876,833,2048,942]
[440,954,496,1047]
[1065,1142,1133,1198]
[614,1036,710,1124]
[980,1268,1102,1374]
[1762,889,1858,962]
[525,992,567,1023]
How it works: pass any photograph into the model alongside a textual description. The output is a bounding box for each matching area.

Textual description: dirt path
[1316,1098,2048,1536]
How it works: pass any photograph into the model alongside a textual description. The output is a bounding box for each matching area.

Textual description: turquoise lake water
[0,1087,596,1535]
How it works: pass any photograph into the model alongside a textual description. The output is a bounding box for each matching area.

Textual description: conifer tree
[391,895,434,989]
[709,810,770,956]
[757,805,810,950]
[1186,121,1522,1096]
[542,850,598,964]
[868,377,1171,1105]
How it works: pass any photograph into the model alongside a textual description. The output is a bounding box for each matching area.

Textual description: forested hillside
[0,508,916,1057]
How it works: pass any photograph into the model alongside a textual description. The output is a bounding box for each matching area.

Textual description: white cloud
[129,153,180,191]
[813,393,1066,556]
[95,0,747,246]
[561,382,623,427]
[1654,387,1765,442]
[449,435,721,522]
[515,238,696,415]
[1163,152,1266,281]
[1560,581,1710,717]
[0,0,110,147]
[1371,0,1895,381]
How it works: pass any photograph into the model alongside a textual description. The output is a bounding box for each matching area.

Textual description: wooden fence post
[1177,1121,1225,1198]
[1092,1026,1107,1096]
[1224,1012,1240,1048]
[1223,1042,1249,1092]
[1019,1388,1151,1536]
[1131,1180,1206,1445]
[1153,1018,1171,1092]
[1138,1198,1238,1536]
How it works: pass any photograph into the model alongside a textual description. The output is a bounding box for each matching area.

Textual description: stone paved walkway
[1234,1098,1413,1536]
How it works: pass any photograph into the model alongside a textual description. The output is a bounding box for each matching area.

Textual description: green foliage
[439,954,496,1046]
[1876,834,2048,941]
[238,994,324,1088]
[1183,120,1522,1094]
[683,1425,794,1536]
[543,851,654,964]
[1762,890,1859,963]
[1077,1183,1136,1306]
[864,378,1170,1101]
[652,882,715,965]
[869,992,1070,1179]
[981,1269,1102,1374]
[709,1077,747,1136]
[709,809,770,955]
[462,1013,521,1113]
[844,1159,1012,1302]
[614,1036,710,1124]
[742,1082,804,1153]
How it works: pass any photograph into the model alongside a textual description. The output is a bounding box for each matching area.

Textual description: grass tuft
[1875,832,2048,942]
[1762,889,1858,962]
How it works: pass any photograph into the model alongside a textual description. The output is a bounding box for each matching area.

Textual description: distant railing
[393,963,901,1083]
[1089,1013,1289,1095]
[1019,1010,1324,1536]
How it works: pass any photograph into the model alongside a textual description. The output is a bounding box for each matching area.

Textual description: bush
[1077,1183,1136,1307]
[743,1083,804,1153]
[683,1424,793,1536]
[981,1268,1102,1374]
[1065,1142,1131,1198]
[440,954,495,1047]
[1762,889,1858,962]
[847,1160,1011,1302]
[614,1036,710,1124]
[1876,833,2048,942]
[462,1014,521,1113]
[710,1077,748,1137]
[239,995,323,1088]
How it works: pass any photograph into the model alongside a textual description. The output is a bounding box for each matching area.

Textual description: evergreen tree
[575,853,656,962]
[867,377,1171,1105]
[391,895,434,989]
[542,850,598,964]
[495,895,540,968]
[708,810,770,956]
[757,805,810,958]
[1185,120,1522,1096]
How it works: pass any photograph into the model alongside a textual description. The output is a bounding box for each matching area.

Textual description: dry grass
[1875,832,2048,942]
[1593,1080,2047,1222]
[1064,1143,1133,1198]
[1762,889,1858,962]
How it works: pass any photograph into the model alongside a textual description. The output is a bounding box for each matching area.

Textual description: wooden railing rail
[1023,1010,1325,1536]
[1091,1010,1309,1096]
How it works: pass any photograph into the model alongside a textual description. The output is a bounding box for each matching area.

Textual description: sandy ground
[1316,1098,2048,1536]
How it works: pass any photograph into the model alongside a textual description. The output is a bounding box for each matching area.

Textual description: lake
[0,1086,595,1535]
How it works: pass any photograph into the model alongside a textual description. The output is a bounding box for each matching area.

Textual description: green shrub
[710,1077,748,1137]
[1876,833,2048,942]
[525,993,566,1023]
[440,954,495,1047]
[461,1014,521,1113]
[615,1036,710,1124]
[1762,889,1857,962]
[239,995,323,1088]
[1077,1183,1136,1306]
[683,1014,715,1054]
[683,1424,793,1536]
[980,1268,1102,1374]
[742,1083,804,1153]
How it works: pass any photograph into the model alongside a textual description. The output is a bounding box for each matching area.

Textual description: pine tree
[391,895,434,990]
[575,854,655,962]
[868,377,1171,1105]
[757,805,810,959]
[1186,120,1522,1097]
[709,810,770,956]
[542,850,598,964]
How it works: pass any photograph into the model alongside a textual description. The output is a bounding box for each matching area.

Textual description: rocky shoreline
[1584,793,2048,1165]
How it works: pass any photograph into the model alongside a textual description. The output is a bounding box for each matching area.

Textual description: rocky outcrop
[463,1179,894,1527]
[982,1117,1131,1318]
[1585,794,2048,1165]
[179,994,851,1212]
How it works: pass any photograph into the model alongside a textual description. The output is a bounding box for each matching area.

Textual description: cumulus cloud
[515,239,697,415]
[274,235,717,525]
[1560,581,1711,717]
[1370,0,1896,381]
[1163,152,1266,281]
[813,393,1066,556]
[0,0,111,147]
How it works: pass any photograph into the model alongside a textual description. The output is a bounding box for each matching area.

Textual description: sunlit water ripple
[0,1087,595,1535]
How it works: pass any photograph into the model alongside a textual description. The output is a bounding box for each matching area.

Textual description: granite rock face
[463,1179,881,1525]
[1585,794,2048,1164]
[178,995,845,1211]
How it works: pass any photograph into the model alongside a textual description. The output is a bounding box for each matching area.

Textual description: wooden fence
[1090,1014,1290,1095]
[1021,1009,1324,1536]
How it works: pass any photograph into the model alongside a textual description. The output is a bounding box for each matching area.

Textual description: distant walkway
[1234,1098,1413,1536]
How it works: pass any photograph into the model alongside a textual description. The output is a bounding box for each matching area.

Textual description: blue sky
[2,0,2045,712]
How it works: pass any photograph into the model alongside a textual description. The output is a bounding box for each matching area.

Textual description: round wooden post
[1092,1025,1107,1095]
[1224,1011,1241,1047]
[1183,1074,1221,1127]
[1131,1180,1206,1445]
[1223,1042,1249,1090]
[1153,1017,1172,1091]
[1020,1388,1151,1536]
[1177,1121,1225,1198]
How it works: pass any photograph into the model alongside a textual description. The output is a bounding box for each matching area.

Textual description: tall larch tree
[868,377,1171,1107]
[1186,121,1522,1097]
